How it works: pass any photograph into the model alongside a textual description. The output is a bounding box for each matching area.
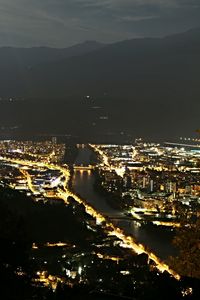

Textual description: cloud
[0,0,199,47]
[120,15,159,22]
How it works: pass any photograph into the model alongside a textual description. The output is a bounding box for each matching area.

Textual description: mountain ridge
[0,27,200,100]
[0,28,200,139]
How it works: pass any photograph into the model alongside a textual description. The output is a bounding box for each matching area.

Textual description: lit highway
[0,154,180,280]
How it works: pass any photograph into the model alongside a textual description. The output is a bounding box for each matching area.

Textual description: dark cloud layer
[0,0,200,47]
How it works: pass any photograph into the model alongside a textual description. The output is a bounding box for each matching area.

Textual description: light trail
[152,221,180,228]
[95,252,121,262]
[89,144,111,168]
[20,169,39,195]
[0,155,180,280]
[89,144,126,177]
[50,192,181,278]
[45,242,68,247]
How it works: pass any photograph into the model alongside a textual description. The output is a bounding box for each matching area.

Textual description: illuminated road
[20,169,39,195]
[0,154,180,280]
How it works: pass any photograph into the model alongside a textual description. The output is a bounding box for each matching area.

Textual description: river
[72,147,177,260]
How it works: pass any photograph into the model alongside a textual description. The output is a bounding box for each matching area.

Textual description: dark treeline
[1,187,200,299]
[0,187,96,244]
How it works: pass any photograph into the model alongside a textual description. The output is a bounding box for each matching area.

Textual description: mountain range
[0,28,200,140]
[0,27,200,99]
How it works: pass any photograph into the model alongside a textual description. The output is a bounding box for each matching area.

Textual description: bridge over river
[73,164,95,171]
[71,145,177,260]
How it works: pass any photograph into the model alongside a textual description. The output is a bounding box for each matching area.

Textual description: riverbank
[71,146,177,260]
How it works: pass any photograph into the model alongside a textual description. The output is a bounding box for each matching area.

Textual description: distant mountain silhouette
[0,40,104,68]
[0,41,105,98]
[0,27,199,99]
[0,28,200,140]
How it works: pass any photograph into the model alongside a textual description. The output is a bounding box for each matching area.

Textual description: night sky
[0,0,200,47]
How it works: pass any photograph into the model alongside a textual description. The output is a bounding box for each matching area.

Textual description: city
[0,138,199,298]
[1,1,200,299]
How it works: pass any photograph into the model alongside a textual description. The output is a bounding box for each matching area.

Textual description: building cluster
[92,141,200,223]
[0,139,66,197]
[0,139,65,163]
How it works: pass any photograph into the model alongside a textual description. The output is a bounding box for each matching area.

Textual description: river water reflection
[72,147,177,260]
